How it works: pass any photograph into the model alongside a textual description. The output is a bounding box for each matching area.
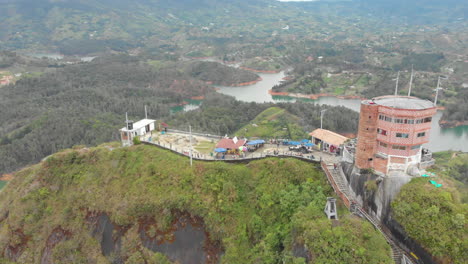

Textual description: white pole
[126,112,131,146]
[321,112,323,129]
[408,66,414,96]
[189,125,193,167]
[320,109,327,129]
[394,71,400,96]
[145,105,148,119]
[434,76,441,106]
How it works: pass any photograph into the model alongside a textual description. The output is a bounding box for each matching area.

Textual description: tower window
[377,128,387,135]
[392,145,406,150]
[417,132,426,137]
[396,133,409,138]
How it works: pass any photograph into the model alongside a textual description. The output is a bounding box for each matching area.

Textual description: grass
[0,144,392,263]
[194,140,216,154]
[430,151,468,202]
[234,107,308,140]
[0,181,6,191]
[146,60,166,70]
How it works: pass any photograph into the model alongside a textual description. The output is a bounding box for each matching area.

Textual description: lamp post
[320,109,327,129]
[189,125,193,167]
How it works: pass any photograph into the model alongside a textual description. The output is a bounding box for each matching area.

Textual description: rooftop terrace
[364,95,435,110]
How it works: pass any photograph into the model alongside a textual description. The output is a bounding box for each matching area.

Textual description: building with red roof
[215,137,246,150]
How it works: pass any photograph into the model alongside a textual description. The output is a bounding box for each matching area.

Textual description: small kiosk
[120,119,156,146]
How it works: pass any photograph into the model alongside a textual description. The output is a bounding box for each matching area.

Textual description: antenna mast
[408,65,414,96]
[394,71,400,96]
[434,76,442,106]
[145,105,148,119]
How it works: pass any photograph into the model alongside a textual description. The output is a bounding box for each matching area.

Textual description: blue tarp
[305,143,315,147]
[301,139,310,143]
[288,141,301,146]
[429,180,443,188]
[214,148,227,153]
[247,139,265,145]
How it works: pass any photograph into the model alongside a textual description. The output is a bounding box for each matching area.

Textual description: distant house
[215,137,246,152]
[120,119,156,146]
[309,128,349,154]
[0,75,13,86]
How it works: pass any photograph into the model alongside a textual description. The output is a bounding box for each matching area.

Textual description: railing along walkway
[141,139,320,163]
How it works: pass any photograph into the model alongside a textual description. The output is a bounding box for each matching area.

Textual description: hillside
[0,52,361,176]
[391,177,467,264]
[0,144,392,263]
[0,55,216,174]
[184,61,260,86]
[430,151,468,202]
[1,0,465,54]
[234,107,308,140]
[390,151,468,264]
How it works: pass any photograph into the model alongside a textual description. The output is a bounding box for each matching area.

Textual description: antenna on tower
[434,76,443,106]
[408,65,414,96]
[144,105,148,119]
[394,71,400,96]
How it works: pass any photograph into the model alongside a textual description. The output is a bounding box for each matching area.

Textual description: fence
[141,140,320,164]
[320,161,352,209]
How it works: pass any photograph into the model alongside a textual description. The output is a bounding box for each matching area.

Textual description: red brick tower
[355,102,380,169]
[355,96,437,174]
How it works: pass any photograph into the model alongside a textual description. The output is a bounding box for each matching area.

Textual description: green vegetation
[391,177,467,263]
[132,136,141,145]
[242,58,282,72]
[194,140,216,155]
[431,151,468,202]
[392,151,468,263]
[398,53,445,72]
[234,107,308,140]
[442,89,468,125]
[184,61,259,86]
[0,181,6,191]
[0,55,214,174]
[293,212,392,263]
[0,144,392,263]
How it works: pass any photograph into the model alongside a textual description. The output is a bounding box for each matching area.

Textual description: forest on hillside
[0,144,393,263]
[0,55,211,174]
[0,55,360,174]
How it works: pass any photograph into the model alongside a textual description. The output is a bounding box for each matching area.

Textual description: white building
[120,119,156,146]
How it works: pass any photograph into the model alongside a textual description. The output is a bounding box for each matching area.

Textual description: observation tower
[355,95,437,175]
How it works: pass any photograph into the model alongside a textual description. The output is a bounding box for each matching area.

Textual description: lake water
[170,99,203,113]
[216,71,468,152]
[27,53,64,60]
[217,71,286,103]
